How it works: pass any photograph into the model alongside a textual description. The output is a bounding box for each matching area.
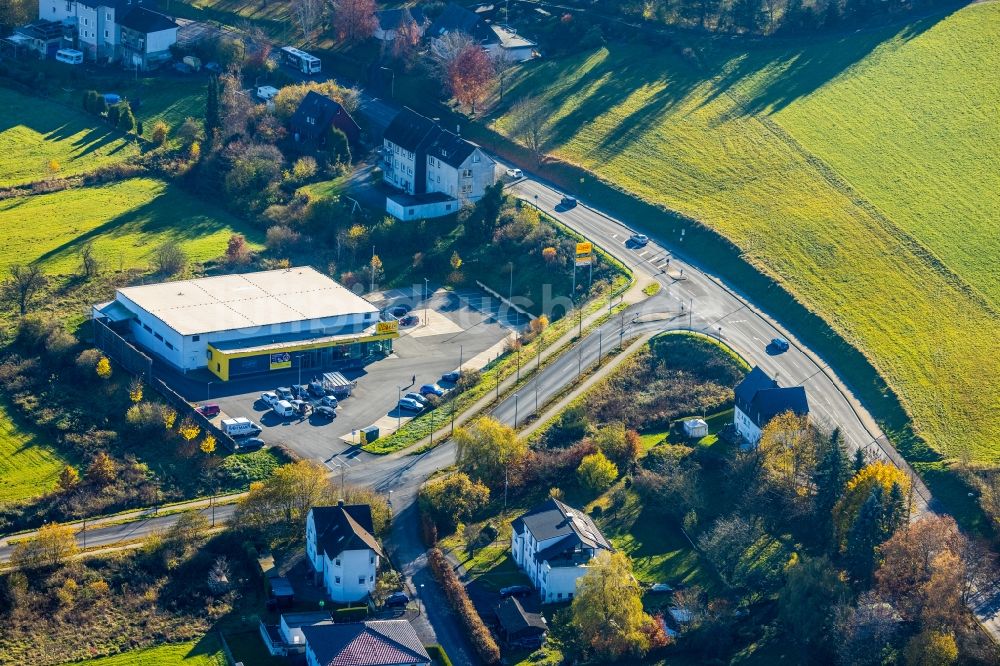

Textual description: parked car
[441,370,462,383]
[197,403,220,417]
[314,406,336,420]
[397,397,424,412]
[419,383,445,397]
[400,315,419,327]
[292,384,310,398]
[320,395,339,408]
[649,583,673,593]
[404,392,428,406]
[629,233,649,247]
[237,437,265,453]
[308,382,326,397]
[500,585,532,598]
[560,195,577,208]
[291,399,311,415]
[770,337,790,353]
[276,387,294,400]
[272,400,295,418]
[221,417,260,437]
[390,304,411,317]
[385,592,409,607]
[260,391,279,407]
[505,167,523,178]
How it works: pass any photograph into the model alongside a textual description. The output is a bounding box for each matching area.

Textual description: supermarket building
[93,267,398,381]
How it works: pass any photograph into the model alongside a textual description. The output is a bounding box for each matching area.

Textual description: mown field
[0,177,263,276]
[0,87,138,188]
[0,404,71,504]
[494,4,1000,463]
[60,638,226,666]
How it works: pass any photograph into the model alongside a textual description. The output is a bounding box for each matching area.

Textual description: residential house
[373,7,426,42]
[305,501,383,603]
[733,366,809,446]
[301,620,431,666]
[510,498,612,603]
[260,611,332,656]
[382,107,496,220]
[290,90,362,147]
[487,24,537,63]
[426,2,498,48]
[495,597,547,648]
[36,0,177,69]
[13,20,69,58]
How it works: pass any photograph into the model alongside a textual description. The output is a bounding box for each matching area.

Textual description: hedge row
[427,548,500,664]
[425,644,453,666]
[334,606,369,622]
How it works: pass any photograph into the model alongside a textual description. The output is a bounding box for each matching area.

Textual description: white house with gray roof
[306,501,384,603]
[511,498,612,603]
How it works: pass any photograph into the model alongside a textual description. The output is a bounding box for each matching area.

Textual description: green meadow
[0,404,71,505]
[494,4,1000,463]
[63,638,226,666]
[0,177,263,276]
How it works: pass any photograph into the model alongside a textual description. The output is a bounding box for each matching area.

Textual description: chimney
[337,498,345,507]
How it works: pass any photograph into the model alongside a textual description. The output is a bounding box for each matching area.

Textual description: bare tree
[430,30,474,82]
[492,51,515,102]
[510,96,547,165]
[152,243,188,276]
[3,264,47,315]
[79,241,100,278]
[291,0,324,41]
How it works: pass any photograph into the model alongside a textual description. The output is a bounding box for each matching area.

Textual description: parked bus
[55,48,83,65]
[279,46,321,75]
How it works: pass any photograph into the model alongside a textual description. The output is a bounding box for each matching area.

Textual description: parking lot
[197,287,521,464]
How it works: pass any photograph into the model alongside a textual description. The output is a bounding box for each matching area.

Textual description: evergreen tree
[95,94,108,116]
[813,428,850,545]
[205,75,221,136]
[852,448,866,475]
[882,481,907,536]
[326,127,352,167]
[117,102,136,134]
[107,102,122,128]
[846,485,884,585]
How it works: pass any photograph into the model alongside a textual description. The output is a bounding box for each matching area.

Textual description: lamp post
[423,278,429,327]
[397,385,403,431]
[514,393,519,428]
[380,66,395,98]
[508,261,514,303]
[206,381,213,401]
[296,354,305,386]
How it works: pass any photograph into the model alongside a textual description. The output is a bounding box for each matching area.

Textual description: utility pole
[370,245,376,292]
[577,346,582,380]
[508,261,514,303]
[619,312,625,350]
[503,466,509,515]
[516,345,521,382]
[81,518,87,550]
[689,297,693,330]
[423,278,429,327]
[598,330,602,367]
[578,305,582,338]
[514,393,519,428]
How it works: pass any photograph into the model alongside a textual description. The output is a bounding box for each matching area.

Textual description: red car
[197,403,220,417]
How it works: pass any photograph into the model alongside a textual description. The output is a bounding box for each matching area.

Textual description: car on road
[629,233,649,247]
[313,406,336,420]
[400,315,419,327]
[560,195,577,208]
[500,585,532,599]
[236,437,265,453]
[385,592,409,607]
[441,370,461,383]
[222,417,261,437]
[505,167,523,178]
[649,583,673,593]
[197,403,220,417]
[275,386,294,401]
[390,304,411,317]
[260,392,280,407]
[770,337,790,353]
[319,395,339,408]
[419,383,445,397]
[404,392,428,406]
[397,397,424,412]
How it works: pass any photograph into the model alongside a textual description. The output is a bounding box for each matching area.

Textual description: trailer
[320,371,356,398]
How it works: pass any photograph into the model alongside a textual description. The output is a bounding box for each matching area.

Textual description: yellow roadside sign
[377,320,399,334]
[576,241,593,256]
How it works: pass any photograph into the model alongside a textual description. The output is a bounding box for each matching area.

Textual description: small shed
[495,597,547,648]
[682,418,708,439]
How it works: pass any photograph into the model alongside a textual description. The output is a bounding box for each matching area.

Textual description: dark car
[390,304,411,317]
[196,403,220,417]
[499,585,532,598]
[385,592,409,607]
[314,406,336,420]
[292,384,310,397]
[770,337,790,353]
[400,315,419,327]
[560,196,577,208]
[419,383,445,397]
[237,437,265,453]
[308,382,326,397]
[441,370,461,383]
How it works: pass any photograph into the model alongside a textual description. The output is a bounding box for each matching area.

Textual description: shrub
[577,451,618,493]
[335,606,369,621]
[426,646,453,666]
[427,548,500,664]
[265,225,302,254]
[150,120,170,145]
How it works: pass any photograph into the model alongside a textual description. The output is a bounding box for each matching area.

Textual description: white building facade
[732,366,810,446]
[305,503,382,603]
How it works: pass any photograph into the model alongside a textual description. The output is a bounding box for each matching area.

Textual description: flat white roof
[492,25,536,49]
[117,266,378,336]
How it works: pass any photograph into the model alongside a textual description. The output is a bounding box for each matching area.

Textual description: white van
[55,49,84,65]
[272,400,295,418]
[221,417,260,437]
[256,85,279,101]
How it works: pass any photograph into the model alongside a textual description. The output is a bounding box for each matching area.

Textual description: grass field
[0,87,138,188]
[494,4,1000,463]
[0,403,71,504]
[64,637,226,666]
[0,177,263,276]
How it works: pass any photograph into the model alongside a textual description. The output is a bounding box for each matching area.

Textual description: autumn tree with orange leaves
[448,44,495,113]
[333,0,377,45]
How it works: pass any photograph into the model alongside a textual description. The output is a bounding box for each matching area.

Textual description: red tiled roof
[302,620,430,666]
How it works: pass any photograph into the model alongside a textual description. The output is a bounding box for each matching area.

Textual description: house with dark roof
[426,2,498,47]
[36,0,177,69]
[373,6,427,42]
[306,501,384,603]
[13,20,70,59]
[302,619,431,666]
[510,498,612,603]
[290,90,362,148]
[382,107,496,220]
[495,597,547,648]
[733,366,809,445]
[260,611,332,656]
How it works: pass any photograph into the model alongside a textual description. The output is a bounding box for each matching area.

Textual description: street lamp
[396,385,404,431]
[206,381,213,401]
[296,354,305,386]
[514,393,519,428]
[423,278,429,327]
[380,66,395,98]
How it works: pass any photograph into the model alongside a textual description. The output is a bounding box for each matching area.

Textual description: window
[216,363,220,371]
[370,555,375,564]
[446,204,452,211]
[192,335,200,341]
[106,12,112,20]
[165,341,174,350]
[142,324,152,333]
[335,559,341,566]
[436,175,441,183]
[83,17,88,25]
[358,576,365,584]
[207,349,213,359]
[154,332,163,341]
[407,208,414,216]
[307,116,315,125]
[369,575,374,582]
[104,30,109,38]
[461,184,472,195]
[557,593,563,599]
[335,576,341,583]
[473,154,481,163]
[462,169,472,178]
